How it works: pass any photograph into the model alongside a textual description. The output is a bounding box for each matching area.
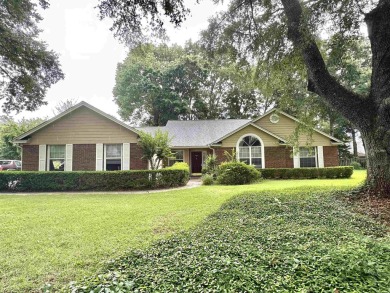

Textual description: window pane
[251,146,262,157]
[49,145,65,158]
[239,158,250,164]
[49,159,64,171]
[106,144,121,158]
[175,150,184,160]
[300,157,316,168]
[106,159,121,171]
[239,147,250,158]
[251,158,262,167]
[299,147,315,158]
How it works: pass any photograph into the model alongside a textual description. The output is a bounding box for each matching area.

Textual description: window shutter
[317,146,324,168]
[65,144,73,171]
[293,147,300,168]
[96,143,103,171]
[39,145,46,171]
[123,143,130,170]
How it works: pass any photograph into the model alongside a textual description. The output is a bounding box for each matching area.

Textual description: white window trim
[236,133,265,169]
[104,144,123,171]
[297,146,318,168]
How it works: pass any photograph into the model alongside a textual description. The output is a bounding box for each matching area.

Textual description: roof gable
[15,101,138,142]
[252,109,343,145]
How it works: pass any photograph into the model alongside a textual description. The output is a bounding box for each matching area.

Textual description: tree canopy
[0,117,45,159]
[0,0,64,112]
[101,0,390,194]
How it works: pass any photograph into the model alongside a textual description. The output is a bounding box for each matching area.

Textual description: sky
[13,0,226,120]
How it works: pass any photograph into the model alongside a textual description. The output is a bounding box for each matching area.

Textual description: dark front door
[191,151,202,173]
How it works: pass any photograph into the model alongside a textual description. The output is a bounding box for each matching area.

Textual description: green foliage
[351,161,364,170]
[223,148,237,163]
[69,189,390,292]
[0,117,45,159]
[0,0,64,111]
[217,162,261,185]
[137,129,173,170]
[261,167,354,179]
[201,154,218,178]
[0,167,189,192]
[114,44,207,125]
[201,174,214,185]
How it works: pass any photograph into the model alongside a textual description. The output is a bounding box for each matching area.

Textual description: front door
[191,151,203,173]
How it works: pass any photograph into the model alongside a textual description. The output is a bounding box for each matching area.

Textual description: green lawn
[0,171,367,292]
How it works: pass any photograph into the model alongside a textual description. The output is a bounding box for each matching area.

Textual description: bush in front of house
[201,174,214,185]
[0,164,190,192]
[261,166,353,179]
[217,162,261,185]
[159,162,190,187]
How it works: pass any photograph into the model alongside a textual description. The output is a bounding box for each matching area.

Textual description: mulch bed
[346,193,390,228]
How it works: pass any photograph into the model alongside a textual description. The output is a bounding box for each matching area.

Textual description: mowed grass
[0,171,366,292]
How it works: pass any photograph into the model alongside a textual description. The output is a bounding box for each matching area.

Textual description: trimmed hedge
[0,163,190,192]
[217,162,261,185]
[261,166,353,179]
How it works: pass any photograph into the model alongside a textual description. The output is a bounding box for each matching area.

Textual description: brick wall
[22,145,39,171]
[73,144,96,171]
[130,143,148,170]
[264,146,294,168]
[214,147,234,164]
[324,146,339,167]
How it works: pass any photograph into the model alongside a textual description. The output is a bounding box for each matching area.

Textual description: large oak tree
[0,0,64,112]
[98,0,389,195]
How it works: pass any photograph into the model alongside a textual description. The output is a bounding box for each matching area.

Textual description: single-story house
[14,101,342,174]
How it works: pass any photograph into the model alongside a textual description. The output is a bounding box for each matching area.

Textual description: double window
[237,135,262,168]
[299,147,317,168]
[105,144,122,171]
[48,145,65,171]
[168,150,184,167]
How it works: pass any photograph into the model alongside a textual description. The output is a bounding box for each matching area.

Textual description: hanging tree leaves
[0,0,64,112]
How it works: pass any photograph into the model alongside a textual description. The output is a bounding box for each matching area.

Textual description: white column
[123,143,130,170]
[317,146,324,168]
[65,144,73,171]
[96,143,103,171]
[293,147,300,168]
[39,145,46,171]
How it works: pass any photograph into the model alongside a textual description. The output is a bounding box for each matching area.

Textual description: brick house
[14,101,342,174]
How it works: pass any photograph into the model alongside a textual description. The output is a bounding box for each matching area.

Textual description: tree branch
[280,0,374,130]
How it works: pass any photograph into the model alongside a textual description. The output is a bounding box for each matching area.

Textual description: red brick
[214,147,235,164]
[73,144,96,171]
[22,145,39,171]
[265,146,294,168]
[130,143,148,170]
[324,146,339,167]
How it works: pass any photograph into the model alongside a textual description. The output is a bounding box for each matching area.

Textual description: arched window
[237,135,262,168]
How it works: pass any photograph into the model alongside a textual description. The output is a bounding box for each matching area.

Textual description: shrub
[201,174,214,185]
[0,164,190,192]
[261,166,353,179]
[217,162,261,185]
[350,161,363,170]
[202,154,218,178]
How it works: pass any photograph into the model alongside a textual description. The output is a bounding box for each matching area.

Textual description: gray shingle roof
[137,119,249,147]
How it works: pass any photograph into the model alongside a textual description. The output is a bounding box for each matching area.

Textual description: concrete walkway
[0,178,202,196]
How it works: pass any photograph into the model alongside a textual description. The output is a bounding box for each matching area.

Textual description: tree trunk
[281,0,390,196]
[351,128,358,157]
[361,129,390,196]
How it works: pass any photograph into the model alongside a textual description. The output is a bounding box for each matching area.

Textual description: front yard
[0,171,381,292]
